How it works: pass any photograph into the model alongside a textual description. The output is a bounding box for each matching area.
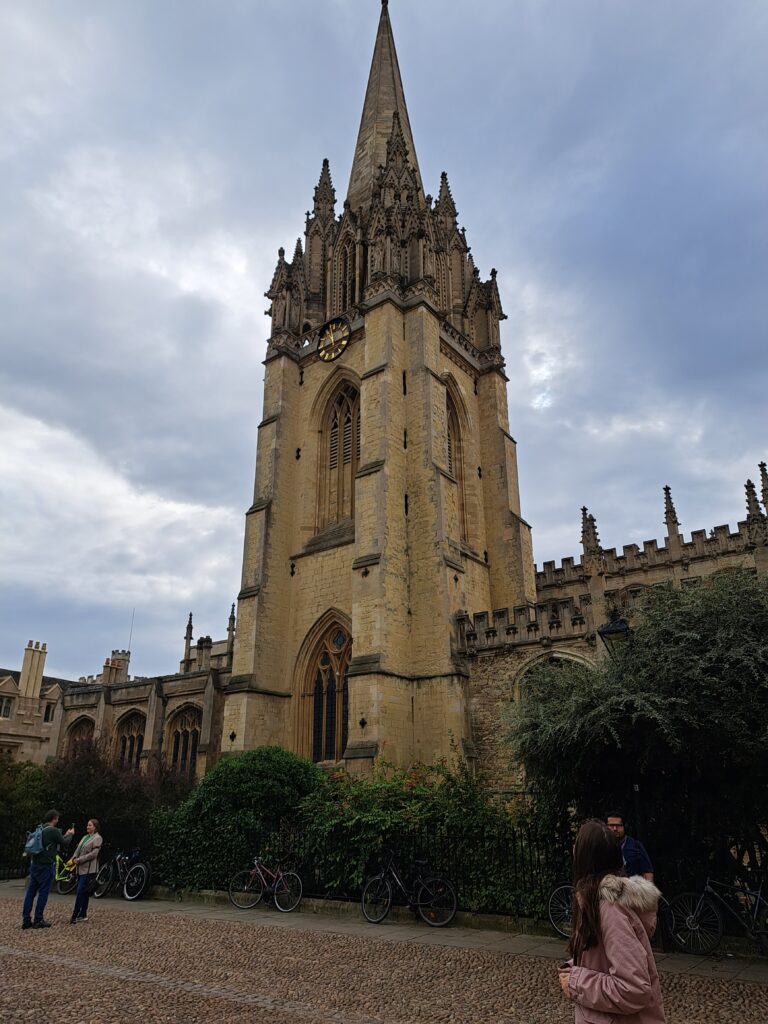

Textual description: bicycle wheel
[92,863,114,899]
[228,870,264,910]
[416,875,457,927]
[548,884,574,939]
[56,870,77,896]
[123,862,150,901]
[668,892,724,955]
[361,875,392,924]
[274,871,302,913]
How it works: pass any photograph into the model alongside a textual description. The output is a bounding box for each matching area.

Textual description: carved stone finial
[581,507,602,556]
[663,484,680,532]
[759,461,768,513]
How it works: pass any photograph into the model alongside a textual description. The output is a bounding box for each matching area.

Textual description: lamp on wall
[597,608,631,660]
[229,730,236,746]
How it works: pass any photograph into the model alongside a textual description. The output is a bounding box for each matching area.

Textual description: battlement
[536,519,751,590]
[456,597,592,653]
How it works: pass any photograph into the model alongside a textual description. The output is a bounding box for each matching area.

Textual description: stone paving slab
[2,877,767,985]
[1,888,768,1023]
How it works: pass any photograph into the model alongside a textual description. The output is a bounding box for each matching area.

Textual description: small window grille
[343,414,353,465]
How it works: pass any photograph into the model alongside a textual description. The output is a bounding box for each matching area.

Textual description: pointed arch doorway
[296,612,352,763]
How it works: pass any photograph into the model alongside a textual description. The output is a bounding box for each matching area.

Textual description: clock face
[318,318,350,362]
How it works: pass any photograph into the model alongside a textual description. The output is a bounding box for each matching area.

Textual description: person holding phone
[70,818,102,924]
[21,809,74,929]
[558,819,666,1023]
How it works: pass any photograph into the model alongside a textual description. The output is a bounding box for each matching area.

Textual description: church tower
[227,0,536,772]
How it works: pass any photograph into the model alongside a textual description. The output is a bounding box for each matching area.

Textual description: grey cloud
[1,0,766,676]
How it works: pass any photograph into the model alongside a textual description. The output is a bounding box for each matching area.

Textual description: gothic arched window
[305,625,351,763]
[66,717,94,757]
[165,706,202,778]
[447,393,467,542]
[114,712,146,771]
[337,238,356,313]
[319,383,361,530]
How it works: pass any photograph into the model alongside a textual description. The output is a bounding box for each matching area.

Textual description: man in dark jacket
[606,813,654,881]
[22,809,74,929]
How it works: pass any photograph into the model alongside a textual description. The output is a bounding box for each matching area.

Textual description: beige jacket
[73,833,102,876]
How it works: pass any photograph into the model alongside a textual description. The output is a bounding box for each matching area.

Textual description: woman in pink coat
[558,819,666,1023]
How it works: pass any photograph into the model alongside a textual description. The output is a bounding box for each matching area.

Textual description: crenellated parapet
[534,471,767,604]
[456,598,593,655]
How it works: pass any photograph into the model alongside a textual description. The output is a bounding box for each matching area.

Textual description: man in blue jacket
[606,813,654,881]
[22,809,75,929]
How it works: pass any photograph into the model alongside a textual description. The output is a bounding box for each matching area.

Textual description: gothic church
[2,2,766,790]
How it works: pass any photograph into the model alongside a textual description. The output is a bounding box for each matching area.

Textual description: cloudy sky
[1,1,766,680]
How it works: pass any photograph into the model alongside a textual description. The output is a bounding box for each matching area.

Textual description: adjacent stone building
[3,3,766,787]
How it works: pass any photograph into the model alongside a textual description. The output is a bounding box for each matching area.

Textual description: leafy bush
[295,759,564,914]
[150,746,323,890]
[0,743,189,868]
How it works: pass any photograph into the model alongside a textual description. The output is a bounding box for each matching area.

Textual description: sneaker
[32,920,52,929]
[79,916,88,922]
[69,918,79,925]
[21,920,32,930]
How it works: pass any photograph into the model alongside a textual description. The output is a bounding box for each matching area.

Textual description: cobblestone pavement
[1,897,767,1024]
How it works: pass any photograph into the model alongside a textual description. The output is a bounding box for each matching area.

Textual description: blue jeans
[72,873,96,920]
[22,862,54,923]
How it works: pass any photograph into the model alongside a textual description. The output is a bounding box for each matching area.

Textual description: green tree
[506,569,768,888]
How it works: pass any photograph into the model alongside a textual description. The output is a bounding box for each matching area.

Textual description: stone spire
[760,461,768,513]
[346,0,423,213]
[183,612,193,673]
[311,158,336,223]
[226,603,236,666]
[663,484,681,533]
[581,506,601,557]
[745,479,768,546]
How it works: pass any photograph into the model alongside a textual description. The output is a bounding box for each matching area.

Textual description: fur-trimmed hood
[599,873,661,913]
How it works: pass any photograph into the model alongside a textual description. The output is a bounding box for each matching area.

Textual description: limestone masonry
[3,4,766,790]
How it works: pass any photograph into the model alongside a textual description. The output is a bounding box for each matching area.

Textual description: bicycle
[668,876,768,956]
[228,857,302,913]
[361,850,457,927]
[54,853,77,896]
[92,849,151,901]
[547,882,673,951]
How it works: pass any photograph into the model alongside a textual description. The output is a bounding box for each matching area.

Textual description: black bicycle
[361,850,457,927]
[668,876,768,956]
[93,849,151,901]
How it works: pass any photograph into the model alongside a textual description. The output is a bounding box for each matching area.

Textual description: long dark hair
[567,819,623,963]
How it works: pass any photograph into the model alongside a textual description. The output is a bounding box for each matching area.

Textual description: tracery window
[447,394,467,542]
[165,706,202,777]
[0,697,13,719]
[66,717,94,756]
[114,712,146,771]
[319,383,361,530]
[305,626,351,763]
